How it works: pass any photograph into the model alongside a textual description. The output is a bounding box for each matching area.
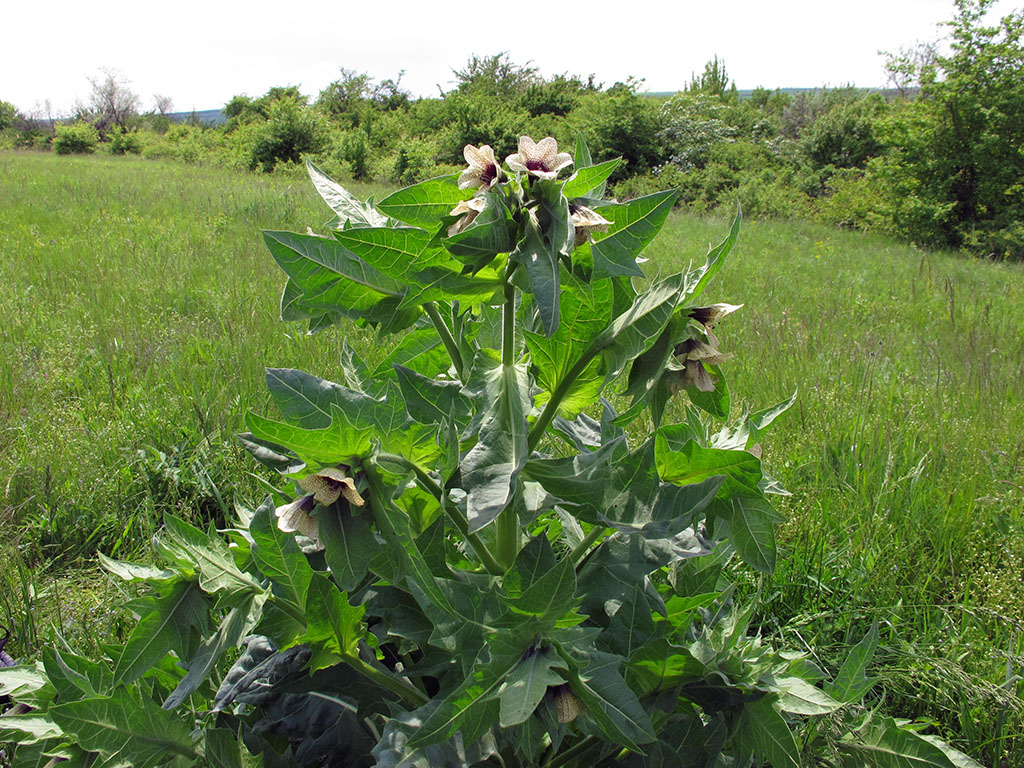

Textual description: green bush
[249,99,328,172]
[52,122,99,154]
[108,127,143,155]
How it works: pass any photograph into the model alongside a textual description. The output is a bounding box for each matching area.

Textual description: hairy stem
[377,451,504,576]
[343,653,430,707]
[569,525,609,569]
[527,348,600,452]
[424,301,465,380]
[496,267,519,568]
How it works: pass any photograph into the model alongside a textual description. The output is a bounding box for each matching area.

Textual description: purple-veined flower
[569,202,611,246]
[459,144,505,191]
[688,303,743,329]
[506,136,573,180]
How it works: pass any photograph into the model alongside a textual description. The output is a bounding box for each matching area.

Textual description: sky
[3,0,1020,115]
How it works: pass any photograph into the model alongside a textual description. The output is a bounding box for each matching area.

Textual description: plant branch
[569,525,608,569]
[377,451,505,576]
[423,301,465,380]
[343,653,429,707]
[527,348,600,452]
[545,736,601,768]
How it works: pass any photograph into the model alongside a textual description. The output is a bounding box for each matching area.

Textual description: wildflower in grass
[506,136,573,180]
[672,334,733,392]
[299,466,365,507]
[275,494,320,542]
[448,197,488,236]
[459,144,505,191]
[569,201,610,246]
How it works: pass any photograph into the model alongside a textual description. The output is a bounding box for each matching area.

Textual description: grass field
[2,152,1023,764]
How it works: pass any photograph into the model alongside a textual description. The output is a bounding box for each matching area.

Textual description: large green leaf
[591,191,678,278]
[654,430,762,497]
[443,191,515,262]
[372,707,498,768]
[826,622,880,703]
[163,590,266,709]
[377,173,474,229]
[461,352,531,533]
[0,714,62,744]
[249,498,314,608]
[303,573,365,669]
[727,495,778,574]
[162,514,262,597]
[513,210,560,337]
[333,226,450,278]
[395,365,472,427]
[0,664,55,709]
[569,650,656,752]
[50,693,197,767]
[746,698,801,768]
[307,159,388,228]
[499,647,567,726]
[841,716,978,768]
[247,405,373,465]
[372,329,448,380]
[113,579,208,684]
[319,502,378,593]
[681,207,741,303]
[501,535,577,622]
[769,675,842,715]
[399,265,504,309]
[596,274,684,383]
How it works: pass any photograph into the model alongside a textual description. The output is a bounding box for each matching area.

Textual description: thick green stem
[495,268,519,568]
[343,653,429,707]
[424,301,465,380]
[377,451,504,576]
[569,525,609,569]
[545,736,600,768]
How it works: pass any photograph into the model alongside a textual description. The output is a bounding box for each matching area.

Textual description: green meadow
[2,152,1023,763]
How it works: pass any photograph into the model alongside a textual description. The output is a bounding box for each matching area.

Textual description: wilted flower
[505,136,573,180]
[459,144,504,191]
[550,684,585,723]
[688,303,743,329]
[447,197,488,236]
[299,466,365,507]
[569,202,611,246]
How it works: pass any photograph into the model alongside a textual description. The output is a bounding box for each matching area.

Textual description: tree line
[2,0,1021,258]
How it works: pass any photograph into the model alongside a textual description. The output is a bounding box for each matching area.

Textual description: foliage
[0,139,989,767]
[108,127,143,155]
[879,0,1024,257]
[247,99,329,172]
[0,100,18,132]
[52,121,99,154]
[82,67,141,132]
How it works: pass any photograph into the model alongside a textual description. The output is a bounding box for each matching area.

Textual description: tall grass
[2,153,1022,763]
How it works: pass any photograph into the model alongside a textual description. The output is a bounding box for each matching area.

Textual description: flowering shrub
[0,136,983,768]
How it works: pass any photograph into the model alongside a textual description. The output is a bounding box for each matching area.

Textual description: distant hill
[166,109,226,126]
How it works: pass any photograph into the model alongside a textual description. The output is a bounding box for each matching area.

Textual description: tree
[153,94,174,117]
[882,0,1024,256]
[687,56,738,103]
[85,68,141,131]
[0,100,18,131]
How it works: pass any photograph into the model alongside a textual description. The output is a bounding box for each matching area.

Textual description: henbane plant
[0,135,985,767]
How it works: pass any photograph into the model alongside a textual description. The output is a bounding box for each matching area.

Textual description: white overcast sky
[2,0,1020,115]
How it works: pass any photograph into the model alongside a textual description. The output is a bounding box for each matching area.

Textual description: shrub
[108,127,143,155]
[249,99,328,172]
[52,122,99,154]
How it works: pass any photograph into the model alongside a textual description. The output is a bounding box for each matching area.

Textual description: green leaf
[163,514,262,597]
[499,647,567,726]
[303,573,365,668]
[0,663,55,709]
[654,431,763,497]
[247,405,373,465]
[569,650,656,752]
[113,579,209,684]
[399,265,504,310]
[461,352,531,533]
[377,173,474,229]
[769,675,842,715]
[746,698,800,768]
[372,329,448,379]
[514,211,561,337]
[0,714,62,744]
[727,495,778,574]
[372,708,498,768]
[688,362,731,419]
[842,716,973,768]
[443,191,515,262]
[41,647,111,702]
[50,693,197,767]
[395,365,472,427]
[596,274,684,383]
[307,159,388,228]
[333,226,450,278]
[591,191,678,278]
[205,727,246,768]
[319,502,378,592]
[163,590,266,709]
[563,159,621,200]
[502,536,577,622]
[98,553,177,584]
[826,622,880,703]
[250,497,314,608]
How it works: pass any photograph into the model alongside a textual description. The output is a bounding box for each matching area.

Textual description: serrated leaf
[395,365,472,427]
[399,265,503,310]
[377,173,474,229]
[513,210,560,337]
[163,514,262,597]
[596,275,683,383]
[0,663,55,709]
[500,648,567,726]
[842,716,971,768]
[333,226,449,278]
[51,693,197,767]
[826,622,880,703]
[770,675,842,715]
[443,191,515,262]
[249,497,314,608]
[372,706,498,768]
[113,579,208,684]
[502,536,577,622]
[654,431,762,497]
[98,553,177,583]
[303,573,365,668]
[591,191,678,278]
[0,714,62,744]
[318,502,378,592]
[569,650,656,752]
[372,330,447,379]
[727,495,777,574]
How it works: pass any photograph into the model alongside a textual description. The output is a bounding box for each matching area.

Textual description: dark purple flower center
[526,158,548,172]
[481,163,498,185]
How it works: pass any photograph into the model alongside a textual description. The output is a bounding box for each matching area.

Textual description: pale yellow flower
[505,136,573,180]
[447,197,488,237]
[299,466,365,507]
[458,144,505,191]
[569,202,611,246]
[275,494,320,542]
